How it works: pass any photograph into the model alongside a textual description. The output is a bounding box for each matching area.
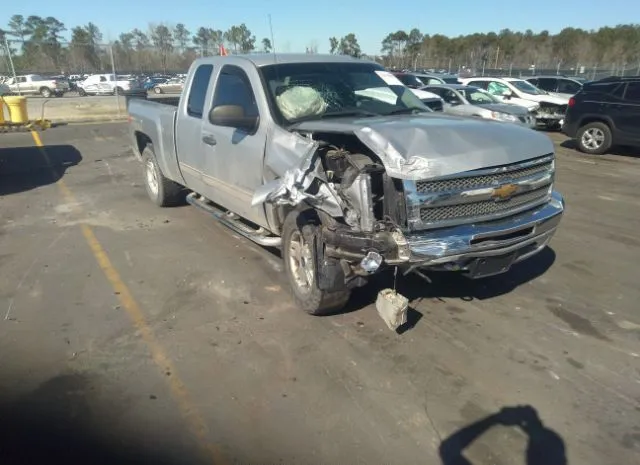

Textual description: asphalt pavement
[0,123,639,464]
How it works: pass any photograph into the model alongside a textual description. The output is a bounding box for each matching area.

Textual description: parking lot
[1,123,639,464]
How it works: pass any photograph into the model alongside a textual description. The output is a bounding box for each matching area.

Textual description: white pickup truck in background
[77,74,147,97]
[4,74,70,97]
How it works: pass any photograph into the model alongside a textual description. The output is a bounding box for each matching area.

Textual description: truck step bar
[186,192,282,248]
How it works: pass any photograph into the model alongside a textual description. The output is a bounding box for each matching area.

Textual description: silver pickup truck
[128,54,565,315]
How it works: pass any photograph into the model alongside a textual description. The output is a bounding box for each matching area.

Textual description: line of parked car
[391,70,584,130]
[0,72,187,98]
[2,66,637,157]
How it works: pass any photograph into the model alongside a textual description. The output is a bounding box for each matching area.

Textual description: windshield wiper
[318,109,378,119]
[386,108,429,116]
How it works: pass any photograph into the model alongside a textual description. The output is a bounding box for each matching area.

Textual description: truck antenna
[268,14,277,63]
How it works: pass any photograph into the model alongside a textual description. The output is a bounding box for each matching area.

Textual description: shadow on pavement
[560,138,640,158]
[0,145,82,196]
[0,373,206,465]
[439,405,567,465]
[344,247,556,316]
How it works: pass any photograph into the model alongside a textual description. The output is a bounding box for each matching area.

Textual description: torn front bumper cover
[325,192,564,275]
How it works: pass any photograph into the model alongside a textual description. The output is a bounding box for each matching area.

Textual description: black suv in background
[562,76,640,154]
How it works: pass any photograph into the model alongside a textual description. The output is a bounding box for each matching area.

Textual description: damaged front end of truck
[252,118,565,316]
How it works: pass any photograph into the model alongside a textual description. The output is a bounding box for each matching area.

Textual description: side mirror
[208,104,258,132]
[502,91,513,99]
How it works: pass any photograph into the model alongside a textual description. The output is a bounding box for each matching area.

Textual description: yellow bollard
[0,97,5,125]
[3,95,29,124]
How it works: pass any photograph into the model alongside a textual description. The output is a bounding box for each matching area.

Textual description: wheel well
[39,86,51,92]
[579,116,612,130]
[134,132,152,159]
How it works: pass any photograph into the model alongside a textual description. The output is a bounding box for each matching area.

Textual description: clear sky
[1,0,637,55]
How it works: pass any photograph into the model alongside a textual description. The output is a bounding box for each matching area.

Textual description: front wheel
[282,211,351,315]
[576,122,612,155]
[153,86,162,94]
[78,88,87,97]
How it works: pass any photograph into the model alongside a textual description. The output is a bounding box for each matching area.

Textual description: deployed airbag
[276,86,328,121]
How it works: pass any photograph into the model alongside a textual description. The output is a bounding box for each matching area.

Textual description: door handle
[202,134,217,146]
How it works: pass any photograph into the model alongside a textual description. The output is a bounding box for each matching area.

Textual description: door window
[212,65,259,118]
[557,79,581,94]
[536,78,558,92]
[486,81,510,96]
[441,89,462,105]
[186,64,214,118]
[623,82,640,102]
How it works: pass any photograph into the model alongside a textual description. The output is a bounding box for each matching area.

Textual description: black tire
[282,211,351,315]
[78,88,87,97]
[114,86,124,95]
[141,145,183,207]
[40,87,52,98]
[576,122,612,155]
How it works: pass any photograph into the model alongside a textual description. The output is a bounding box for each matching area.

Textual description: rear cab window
[187,64,214,118]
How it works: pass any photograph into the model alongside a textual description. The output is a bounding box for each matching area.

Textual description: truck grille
[416,159,553,194]
[419,186,550,223]
[411,156,554,229]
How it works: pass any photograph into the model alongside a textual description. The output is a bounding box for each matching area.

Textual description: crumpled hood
[293,113,554,180]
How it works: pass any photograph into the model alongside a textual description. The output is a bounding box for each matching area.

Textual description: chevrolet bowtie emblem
[491,183,518,201]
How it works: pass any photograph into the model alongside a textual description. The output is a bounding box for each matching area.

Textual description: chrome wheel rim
[146,160,159,197]
[581,128,605,150]
[288,230,314,291]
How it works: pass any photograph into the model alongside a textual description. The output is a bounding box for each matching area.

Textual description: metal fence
[2,39,639,81]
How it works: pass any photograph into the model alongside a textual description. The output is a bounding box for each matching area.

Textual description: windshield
[509,80,546,95]
[260,62,429,123]
[461,88,501,104]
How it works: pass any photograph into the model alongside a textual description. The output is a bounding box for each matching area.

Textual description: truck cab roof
[189,53,370,68]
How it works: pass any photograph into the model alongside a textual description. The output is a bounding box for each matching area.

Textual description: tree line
[377,25,640,72]
[1,15,273,74]
[2,15,639,76]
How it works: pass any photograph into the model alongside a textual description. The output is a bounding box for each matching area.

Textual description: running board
[186,193,282,247]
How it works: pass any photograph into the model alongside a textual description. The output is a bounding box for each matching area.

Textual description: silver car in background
[423,84,536,128]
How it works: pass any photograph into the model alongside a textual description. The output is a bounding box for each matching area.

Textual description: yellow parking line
[29,130,225,465]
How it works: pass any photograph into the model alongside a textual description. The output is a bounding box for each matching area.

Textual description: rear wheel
[282,211,351,315]
[576,122,612,155]
[114,86,124,95]
[141,145,184,207]
[40,87,52,98]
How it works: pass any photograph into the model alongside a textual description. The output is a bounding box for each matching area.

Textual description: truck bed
[128,97,183,185]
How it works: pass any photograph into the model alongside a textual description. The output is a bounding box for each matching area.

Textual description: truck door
[199,64,266,225]
[175,63,214,196]
[83,76,99,94]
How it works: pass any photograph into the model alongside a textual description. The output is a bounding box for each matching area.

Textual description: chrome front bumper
[403,191,564,269]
